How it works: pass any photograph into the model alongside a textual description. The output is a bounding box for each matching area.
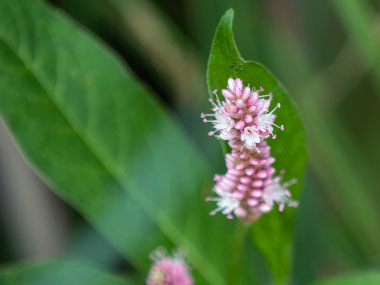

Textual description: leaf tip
[222,8,234,22]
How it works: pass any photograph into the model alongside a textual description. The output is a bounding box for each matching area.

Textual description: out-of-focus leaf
[332,0,380,95]
[0,260,134,285]
[313,271,380,285]
[267,27,380,258]
[207,9,307,284]
[0,1,256,284]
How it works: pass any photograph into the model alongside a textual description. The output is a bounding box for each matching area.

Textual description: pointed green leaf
[0,1,258,284]
[207,9,307,284]
[0,260,134,285]
[313,271,380,285]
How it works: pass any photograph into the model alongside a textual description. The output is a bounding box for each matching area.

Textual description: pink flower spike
[200,77,297,222]
[213,89,218,94]
[147,247,193,285]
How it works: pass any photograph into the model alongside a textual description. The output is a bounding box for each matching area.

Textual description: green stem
[227,222,249,285]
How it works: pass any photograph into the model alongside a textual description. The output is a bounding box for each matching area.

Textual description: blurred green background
[0,0,379,284]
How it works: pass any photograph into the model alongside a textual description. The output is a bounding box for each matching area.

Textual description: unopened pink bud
[235,86,242,97]
[242,87,251,100]
[239,152,249,159]
[268,168,275,176]
[247,92,258,106]
[245,168,255,176]
[237,184,248,191]
[249,158,259,166]
[240,176,251,184]
[247,199,258,207]
[222,89,235,101]
[236,99,245,108]
[225,105,238,114]
[235,120,245,130]
[228,78,236,91]
[232,192,244,200]
[256,170,268,179]
[251,190,262,198]
[235,78,243,89]
[248,105,256,113]
[236,162,245,170]
[252,180,264,188]
[244,114,253,124]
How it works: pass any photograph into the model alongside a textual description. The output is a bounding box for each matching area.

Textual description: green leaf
[0,260,134,285]
[207,9,307,284]
[313,271,380,285]
[0,1,258,284]
[331,0,380,96]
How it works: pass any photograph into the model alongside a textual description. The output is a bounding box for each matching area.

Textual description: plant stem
[227,222,249,285]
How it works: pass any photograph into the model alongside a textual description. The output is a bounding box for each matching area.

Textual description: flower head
[147,247,193,285]
[202,78,299,222]
[201,78,284,150]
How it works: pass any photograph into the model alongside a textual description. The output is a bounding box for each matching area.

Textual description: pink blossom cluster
[202,78,298,223]
[201,78,283,151]
[146,247,193,285]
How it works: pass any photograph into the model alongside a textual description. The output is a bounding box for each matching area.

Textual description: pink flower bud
[235,120,245,130]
